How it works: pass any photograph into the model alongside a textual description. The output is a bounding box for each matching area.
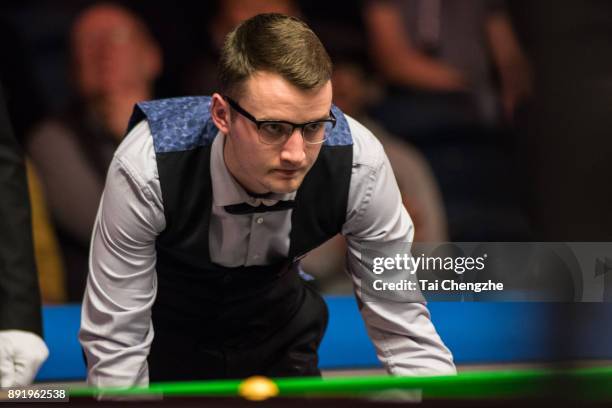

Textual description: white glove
[0,330,49,388]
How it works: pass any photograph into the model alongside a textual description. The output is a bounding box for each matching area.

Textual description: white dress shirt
[79,114,455,388]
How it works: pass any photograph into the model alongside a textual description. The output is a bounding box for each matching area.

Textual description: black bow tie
[223,200,296,215]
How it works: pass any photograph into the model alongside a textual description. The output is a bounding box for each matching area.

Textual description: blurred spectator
[365,0,531,133]
[182,0,299,95]
[26,3,162,301]
[363,0,532,241]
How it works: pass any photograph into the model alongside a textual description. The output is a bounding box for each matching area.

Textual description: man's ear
[211,93,231,134]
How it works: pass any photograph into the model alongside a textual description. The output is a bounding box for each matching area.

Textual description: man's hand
[0,330,49,388]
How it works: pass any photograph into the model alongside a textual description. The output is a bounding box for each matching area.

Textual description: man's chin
[266,176,304,194]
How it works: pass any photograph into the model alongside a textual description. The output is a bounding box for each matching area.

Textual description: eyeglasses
[224,96,336,145]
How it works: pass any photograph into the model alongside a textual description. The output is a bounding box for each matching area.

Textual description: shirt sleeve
[342,117,456,375]
[79,121,165,387]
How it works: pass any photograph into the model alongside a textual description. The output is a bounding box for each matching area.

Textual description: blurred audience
[182,0,299,95]
[362,0,532,241]
[6,0,607,301]
[365,0,531,133]
[26,3,162,301]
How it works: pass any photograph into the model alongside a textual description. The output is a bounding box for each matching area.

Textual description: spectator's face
[218,72,332,194]
[72,6,160,98]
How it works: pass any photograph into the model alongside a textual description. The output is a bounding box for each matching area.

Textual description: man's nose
[279,128,306,164]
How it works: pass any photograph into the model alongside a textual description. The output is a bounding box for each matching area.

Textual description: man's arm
[0,88,48,387]
[79,121,164,387]
[343,118,456,375]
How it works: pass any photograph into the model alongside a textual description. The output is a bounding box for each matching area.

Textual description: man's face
[219,72,333,194]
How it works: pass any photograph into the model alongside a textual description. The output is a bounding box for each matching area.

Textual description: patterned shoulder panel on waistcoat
[325,105,352,146]
[136,96,218,153]
[134,96,352,152]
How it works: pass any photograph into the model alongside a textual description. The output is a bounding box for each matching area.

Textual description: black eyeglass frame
[223,96,336,145]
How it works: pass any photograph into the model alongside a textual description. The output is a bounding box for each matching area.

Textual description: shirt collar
[210,132,296,208]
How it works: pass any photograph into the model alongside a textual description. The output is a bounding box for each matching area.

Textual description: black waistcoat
[127,96,353,380]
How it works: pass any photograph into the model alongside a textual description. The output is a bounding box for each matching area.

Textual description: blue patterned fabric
[135,96,352,153]
[137,96,217,153]
[326,105,352,146]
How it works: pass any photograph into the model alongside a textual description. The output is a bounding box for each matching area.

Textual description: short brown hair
[218,13,332,97]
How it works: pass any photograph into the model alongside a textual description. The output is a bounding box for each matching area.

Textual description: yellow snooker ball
[238,376,280,401]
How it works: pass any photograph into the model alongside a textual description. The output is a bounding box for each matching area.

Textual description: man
[0,88,49,387]
[80,13,455,387]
